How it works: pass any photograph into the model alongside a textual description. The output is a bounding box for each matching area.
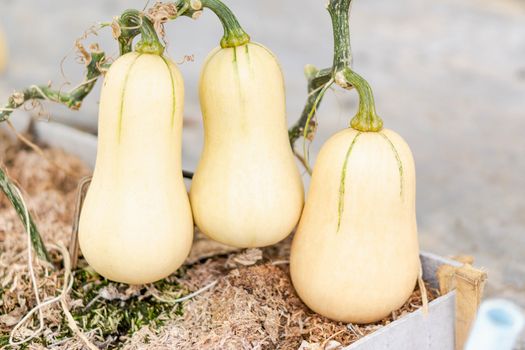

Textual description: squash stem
[117,9,165,56]
[116,10,143,55]
[199,0,251,48]
[327,0,353,73]
[340,67,383,132]
[133,11,165,55]
[151,0,249,48]
[328,0,382,132]
[288,0,355,165]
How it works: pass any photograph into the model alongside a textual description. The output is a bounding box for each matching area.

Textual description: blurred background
[0,0,524,327]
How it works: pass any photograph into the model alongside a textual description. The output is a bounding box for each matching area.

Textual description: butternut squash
[190,43,304,248]
[79,52,193,284]
[0,26,7,73]
[290,68,420,324]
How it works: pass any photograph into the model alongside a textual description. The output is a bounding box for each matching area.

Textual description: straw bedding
[0,129,438,349]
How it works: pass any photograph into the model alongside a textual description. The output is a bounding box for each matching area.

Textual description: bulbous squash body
[79,52,193,284]
[290,128,420,323]
[190,43,304,248]
[0,26,7,73]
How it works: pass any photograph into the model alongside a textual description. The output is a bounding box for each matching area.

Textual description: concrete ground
[1,0,524,343]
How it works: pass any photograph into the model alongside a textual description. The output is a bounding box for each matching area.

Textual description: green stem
[301,78,334,166]
[200,0,251,48]
[328,0,382,132]
[117,10,143,55]
[289,0,383,159]
[118,9,165,55]
[0,48,106,122]
[0,168,51,262]
[288,0,354,154]
[136,16,165,55]
[340,67,383,132]
[288,66,332,148]
[327,0,352,72]
[123,1,249,51]
[151,0,249,48]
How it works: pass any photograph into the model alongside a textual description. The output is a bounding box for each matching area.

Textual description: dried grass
[0,129,440,349]
[124,256,438,350]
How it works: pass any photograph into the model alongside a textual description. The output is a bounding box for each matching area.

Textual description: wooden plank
[345,253,461,349]
[454,264,487,350]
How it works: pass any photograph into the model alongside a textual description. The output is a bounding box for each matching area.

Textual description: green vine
[301,78,334,168]
[0,0,250,123]
[289,0,383,170]
[0,168,50,262]
[115,10,143,55]
[328,0,352,72]
[0,48,107,123]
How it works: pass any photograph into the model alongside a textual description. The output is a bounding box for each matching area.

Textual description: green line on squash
[161,56,177,128]
[231,46,247,128]
[117,54,142,142]
[232,46,240,87]
[380,132,404,198]
[245,44,250,65]
[232,46,237,63]
[337,131,362,232]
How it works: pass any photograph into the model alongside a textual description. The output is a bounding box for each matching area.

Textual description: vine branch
[288,66,332,151]
[288,0,354,170]
[0,168,50,262]
[328,0,352,72]
[0,46,107,123]
[288,0,382,170]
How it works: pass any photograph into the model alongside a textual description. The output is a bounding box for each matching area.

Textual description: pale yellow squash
[79,52,193,284]
[190,43,304,248]
[290,128,420,324]
[0,26,7,73]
